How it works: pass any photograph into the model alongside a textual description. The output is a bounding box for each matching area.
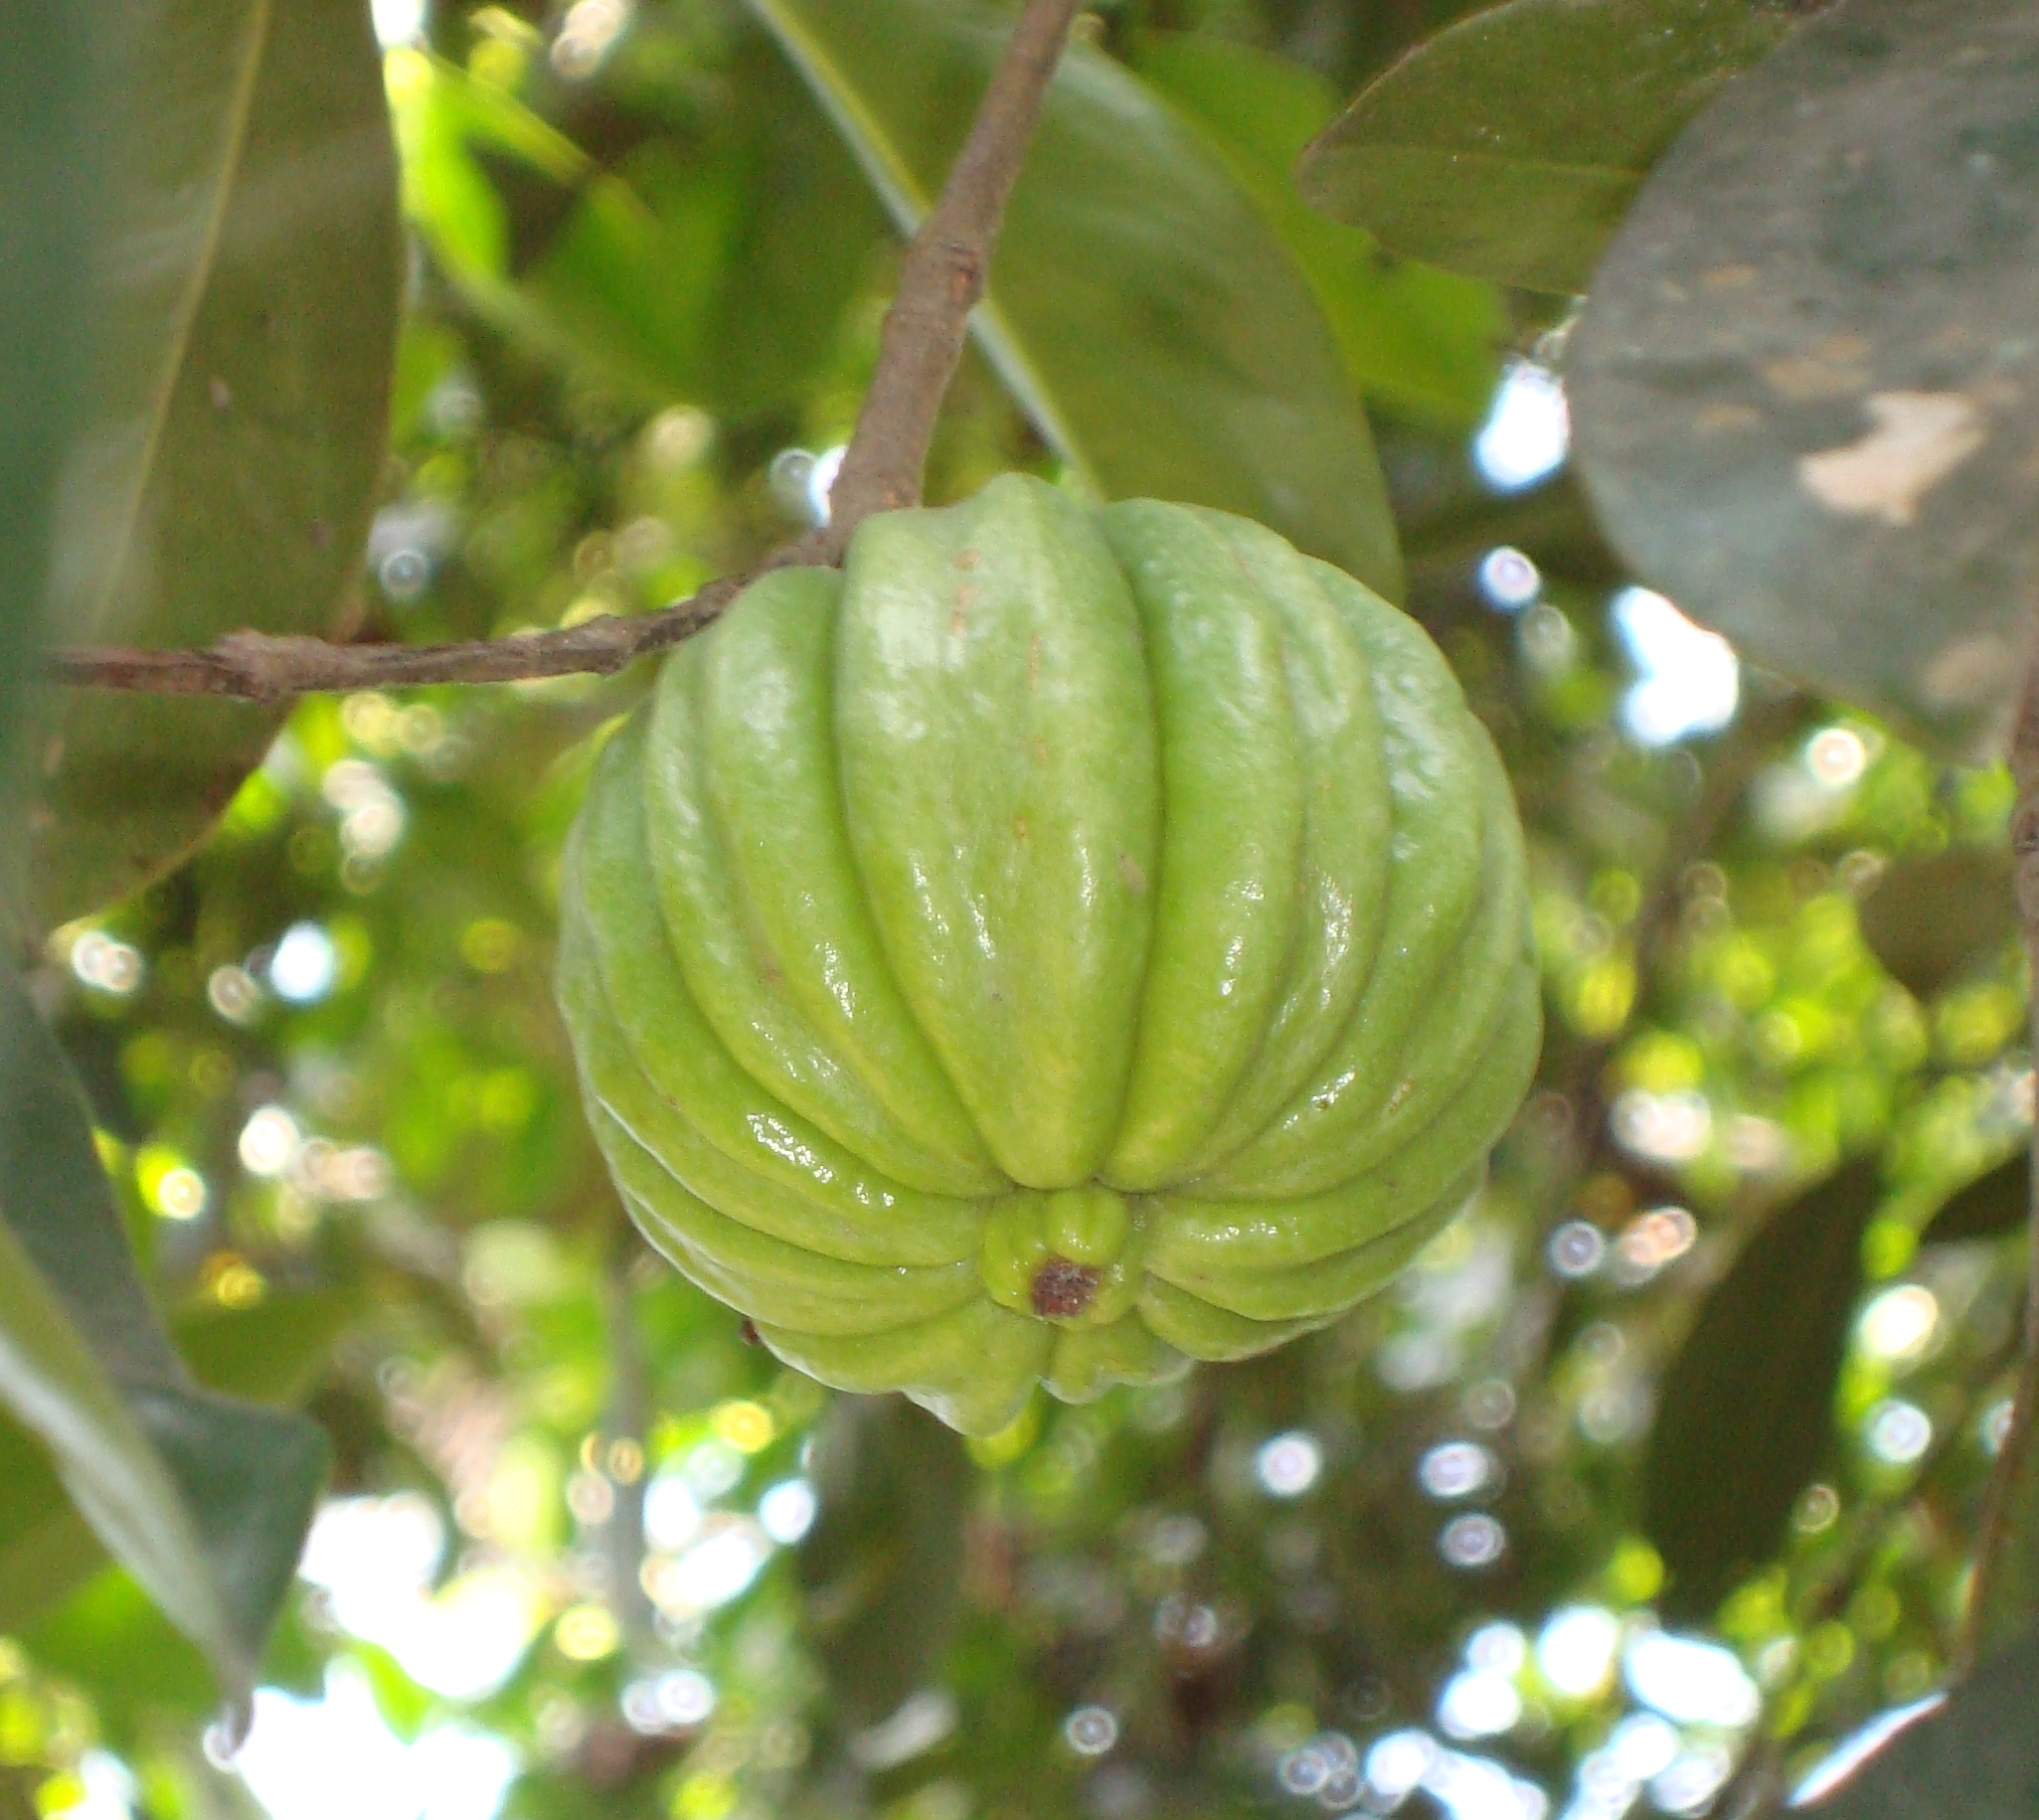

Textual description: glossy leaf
[30,0,401,924]
[1569,0,2039,750]
[1857,848,2016,999]
[796,1395,974,1731]
[1296,0,1799,293]
[1644,1161,1876,1620]
[393,39,882,422]
[1130,33,1505,430]
[0,960,329,1711]
[748,0,1403,597]
[1806,1632,2039,1815]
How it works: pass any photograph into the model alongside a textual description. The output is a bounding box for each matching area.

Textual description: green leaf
[1857,848,2016,1000]
[0,1293,351,1638]
[797,1395,973,1732]
[0,1218,226,1675]
[391,40,882,422]
[1128,33,1505,430]
[1569,0,2039,750]
[0,1,91,763]
[1923,1155,2028,1247]
[0,959,329,1718]
[748,0,1402,597]
[1295,0,1799,293]
[1644,1161,1877,1620]
[1803,1632,2039,1815]
[30,0,402,924]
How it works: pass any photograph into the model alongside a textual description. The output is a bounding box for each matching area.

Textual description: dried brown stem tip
[47,0,1084,702]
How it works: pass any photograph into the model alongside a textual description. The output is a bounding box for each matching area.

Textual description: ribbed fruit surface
[558,475,1540,1432]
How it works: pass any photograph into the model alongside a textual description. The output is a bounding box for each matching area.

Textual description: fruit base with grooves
[557,473,1540,1433]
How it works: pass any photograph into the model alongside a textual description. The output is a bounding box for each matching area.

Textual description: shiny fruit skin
[558,474,1539,1433]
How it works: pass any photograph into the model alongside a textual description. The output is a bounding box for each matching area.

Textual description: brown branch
[1959,621,2039,1672]
[817,0,1083,538]
[46,0,1084,702]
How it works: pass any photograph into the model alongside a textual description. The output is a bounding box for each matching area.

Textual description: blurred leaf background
[4,3,2035,1820]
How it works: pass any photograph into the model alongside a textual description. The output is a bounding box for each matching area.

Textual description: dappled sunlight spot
[298,1494,545,1700]
[711,1400,775,1453]
[1423,1747,1550,1820]
[68,929,145,996]
[270,922,338,1003]
[1479,546,1541,611]
[641,1516,771,1618]
[553,1604,619,1661]
[1623,1632,1760,1727]
[1612,588,1739,746]
[1611,1088,1712,1165]
[1438,1670,1522,1740]
[1420,1441,1496,1501]
[1475,362,1569,493]
[237,1666,517,1820]
[758,1477,817,1545]
[1440,1514,1507,1570]
[371,0,426,50]
[1255,1431,1322,1498]
[1805,727,1870,789]
[1863,1399,1932,1465]
[1537,1608,1620,1702]
[1856,1284,1939,1363]
[240,1105,301,1177]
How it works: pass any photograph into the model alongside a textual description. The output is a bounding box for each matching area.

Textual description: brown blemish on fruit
[955,548,981,570]
[1031,1255,1099,1318]
[1118,850,1147,895]
[1014,813,1028,841]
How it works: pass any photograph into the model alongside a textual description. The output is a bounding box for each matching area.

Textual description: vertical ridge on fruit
[1096,501,1308,1191]
[557,473,1541,1432]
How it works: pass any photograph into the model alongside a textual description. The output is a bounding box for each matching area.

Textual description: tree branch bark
[48,0,1084,702]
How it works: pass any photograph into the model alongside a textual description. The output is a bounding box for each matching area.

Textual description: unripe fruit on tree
[557,474,1540,1433]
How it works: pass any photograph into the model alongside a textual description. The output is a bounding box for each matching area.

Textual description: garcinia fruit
[557,474,1540,1433]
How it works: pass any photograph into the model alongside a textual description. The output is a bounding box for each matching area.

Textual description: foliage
[3,3,2037,1820]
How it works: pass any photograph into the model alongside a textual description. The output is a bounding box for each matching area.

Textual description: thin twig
[817,0,1083,537]
[1959,626,2039,1672]
[47,0,1084,702]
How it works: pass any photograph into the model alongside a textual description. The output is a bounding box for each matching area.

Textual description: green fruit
[557,474,1539,1433]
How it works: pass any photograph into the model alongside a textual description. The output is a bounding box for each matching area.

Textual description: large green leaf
[29,0,401,925]
[1128,33,1505,431]
[1644,1162,1876,1620]
[0,1267,356,1639]
[0,2,90,763]
[392,36,883,422]
[1857,848,2017,1000]
[748,0,1402,597]
[1569,0,2039,751]
[1803,1632,2039,1814]
[1922,1155,2028,1247]
[0,959,329,1715]
[1295,0,1799,294]
[0,1219,228,1678]
[797,1395,973,1732]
